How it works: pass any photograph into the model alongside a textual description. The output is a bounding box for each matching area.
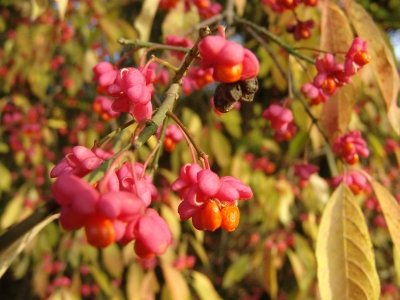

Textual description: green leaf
[367,134,386,158]
[209,129,231,169]
[219,110,242,139]
[188,235,208,265]
[222,254,250,288]
[316,183,380,300]
[191,271,223,300]
[181,107,202,141]
[161,204,181,242]
[89,265,113,296]
[101,243,123,278]
[287,130,308,157]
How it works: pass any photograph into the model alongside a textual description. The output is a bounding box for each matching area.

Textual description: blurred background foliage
[0,0,399,299]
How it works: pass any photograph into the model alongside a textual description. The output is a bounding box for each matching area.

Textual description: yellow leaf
[276,179,295,226]
[0,162,12,195]
[0,194,24,230]
[46,119,67,129]
[316,183,380,300]
[320,1,353,60]
[320,1,357,144]
[343,0,400,135]
[30,0,47,21]
[191,271,223,300]
[141,270,160,298]
[234,0,246,17]
[55,0,68,21]
[262,248,278,299]
[125,262,144,300]
[134,0,161,42]
[82,49,98,83]
[372,181,400,260]
[161,261,191,300]
[394,246,400,287]
[161,2,200,39]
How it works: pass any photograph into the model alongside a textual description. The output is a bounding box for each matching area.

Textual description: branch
[0,27,212,253]
[0,200,60,253]
[234,16,315,65]
[118,38,191,53]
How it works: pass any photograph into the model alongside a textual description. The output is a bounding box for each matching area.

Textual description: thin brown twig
[166,110,206,161]
[245,26,287,79]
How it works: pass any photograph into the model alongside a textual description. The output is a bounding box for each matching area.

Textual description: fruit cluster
[192,202,241,232]
[92,96,120,121]
[50,146,171,258]
[107,67,155,122]
[92,62,158,122]
[331,171,368,195]
[171,163,253,232]
[301,38,371,105]
[198,35,259,83]
[293,163,320,184]
[182,66,214,95]
[262,104,297,141]
[262,0,317,13]
[332,130,369,165]
[158,124,184,152]
[262,0,317,40]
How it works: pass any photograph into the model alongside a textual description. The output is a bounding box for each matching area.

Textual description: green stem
[234,16,315,65]
[118,38,191,53]
[95,120,136,148]
[148,119,169,178]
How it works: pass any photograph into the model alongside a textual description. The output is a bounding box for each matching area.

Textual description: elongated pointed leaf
[320,1,353,57]
[320,1,357,144]
[262,248,277,299]
[0,214,59,278]
[191,271,223,300]
[161,261,190,300]
[343,0,400,135]
[316,183,380,300]
[372,181,400,259]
